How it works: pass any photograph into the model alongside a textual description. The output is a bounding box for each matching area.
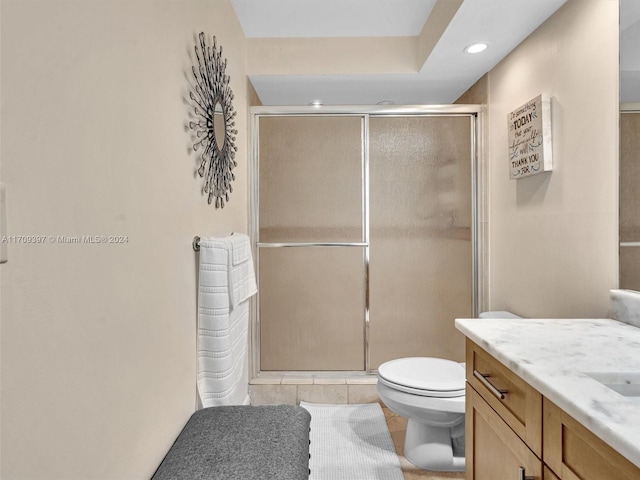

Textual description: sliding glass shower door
[368,116,473,368]
[253,108,477,372]
[257,115,366,370]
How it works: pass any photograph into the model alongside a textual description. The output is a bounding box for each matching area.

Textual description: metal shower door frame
[249,105,484,378]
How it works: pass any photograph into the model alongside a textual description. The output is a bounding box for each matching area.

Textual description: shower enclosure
[620,106,640,289]
[250,106,482,374]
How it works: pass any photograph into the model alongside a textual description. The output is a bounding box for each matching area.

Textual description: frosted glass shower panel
[368,116,473,369]
[259,246,365,371]
[259,116,363,243]
[620,113,640,243]
[620,112,640,289]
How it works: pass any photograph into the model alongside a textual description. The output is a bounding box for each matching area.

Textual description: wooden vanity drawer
[466,339,542,456]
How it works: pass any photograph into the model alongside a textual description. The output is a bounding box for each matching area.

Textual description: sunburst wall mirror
[188,32,237,208]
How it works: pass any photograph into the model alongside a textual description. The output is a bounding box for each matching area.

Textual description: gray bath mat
[301,402,404,480]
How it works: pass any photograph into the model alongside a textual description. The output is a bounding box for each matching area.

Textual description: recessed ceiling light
[309,100,323,107]
[464,43,489,54]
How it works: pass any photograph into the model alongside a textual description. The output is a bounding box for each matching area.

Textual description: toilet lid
[377,357,465,397]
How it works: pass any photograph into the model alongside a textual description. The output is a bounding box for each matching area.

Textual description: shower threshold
[249,371,380,405]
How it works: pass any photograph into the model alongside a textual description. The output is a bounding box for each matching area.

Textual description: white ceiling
[231,0,438,38]
[234,0,637,105]
[232,0,570,105]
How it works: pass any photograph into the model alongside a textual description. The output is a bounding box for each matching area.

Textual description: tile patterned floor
[383,407,465,480]
[250,377,465,479]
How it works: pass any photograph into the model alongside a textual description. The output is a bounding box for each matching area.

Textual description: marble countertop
[455,317,640,469]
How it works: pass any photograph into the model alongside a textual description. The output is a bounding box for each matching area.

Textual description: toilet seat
[377,357,465,398]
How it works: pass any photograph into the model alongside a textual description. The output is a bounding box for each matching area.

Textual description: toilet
[377,311,521,472]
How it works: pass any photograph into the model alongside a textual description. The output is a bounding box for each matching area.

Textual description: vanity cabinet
[466,386,542,479]
[543,397,639,480]
[466,340,542,456]
[543,466,560,480]
[466,340,542,480]
[465,340,640,480]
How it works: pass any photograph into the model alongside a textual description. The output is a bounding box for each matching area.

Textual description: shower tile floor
[383,407,465,480]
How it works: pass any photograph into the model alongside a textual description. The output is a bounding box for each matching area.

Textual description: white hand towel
[197,235,257,407]
[227,234,257,310]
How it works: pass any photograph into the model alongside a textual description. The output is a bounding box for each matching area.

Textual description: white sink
[585,372,640,402]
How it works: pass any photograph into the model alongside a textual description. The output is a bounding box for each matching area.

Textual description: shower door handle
[473,369,508,400]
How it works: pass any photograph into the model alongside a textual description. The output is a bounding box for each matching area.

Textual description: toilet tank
[478,311,522,319]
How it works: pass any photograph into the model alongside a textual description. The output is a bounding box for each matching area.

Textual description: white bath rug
[301,402,404,480]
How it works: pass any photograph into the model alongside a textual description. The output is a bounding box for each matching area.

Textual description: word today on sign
[508,94,553,179]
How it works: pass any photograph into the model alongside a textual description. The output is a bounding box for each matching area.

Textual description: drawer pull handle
[518,466,535,480]
[473,369,508,400]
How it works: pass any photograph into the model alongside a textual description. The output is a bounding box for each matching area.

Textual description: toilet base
[404,419,465,472]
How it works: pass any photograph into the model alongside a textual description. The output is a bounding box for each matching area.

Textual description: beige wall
[455,73,488,105]
[248,36,418,75]
[0,1,248,479]
[486,0,619,317]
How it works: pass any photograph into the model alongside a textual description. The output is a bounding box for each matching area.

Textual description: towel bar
[193,234,236,252]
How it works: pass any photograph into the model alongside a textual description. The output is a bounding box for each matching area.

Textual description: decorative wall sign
[508,94,552,179]
[189,32,237,207]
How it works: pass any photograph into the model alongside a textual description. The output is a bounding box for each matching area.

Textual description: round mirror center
[212,99,226,151]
